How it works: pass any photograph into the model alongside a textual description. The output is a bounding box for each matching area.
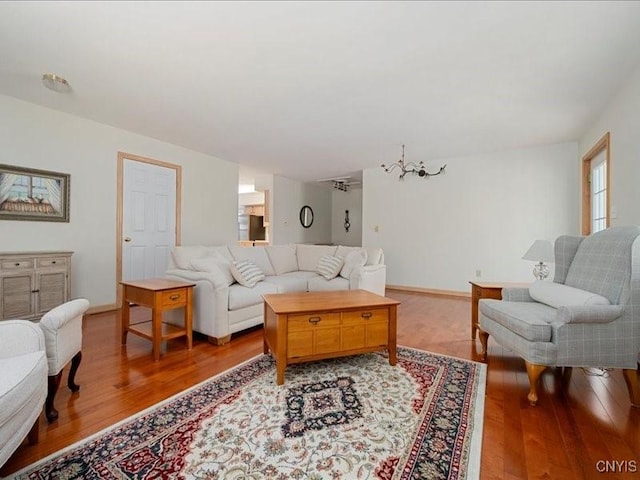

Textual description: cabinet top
[0,251,74,256]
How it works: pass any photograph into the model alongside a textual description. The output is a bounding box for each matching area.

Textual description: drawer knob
[31,289,40,293]
[361,312,372,320]
[52,261,56,264]
[169,294,180,301]
[15,263,20,266]
[308,316,321,325]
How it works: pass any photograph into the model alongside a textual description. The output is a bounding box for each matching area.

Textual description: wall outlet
[475,269,482,278]
[374,225,380,233]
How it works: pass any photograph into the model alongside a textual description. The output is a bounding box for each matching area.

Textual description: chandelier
[381,145,446,180]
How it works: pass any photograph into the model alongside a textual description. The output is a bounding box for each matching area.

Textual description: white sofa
[165,244,386,344]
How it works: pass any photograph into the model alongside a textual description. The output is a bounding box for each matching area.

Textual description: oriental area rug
[12,347,486,480]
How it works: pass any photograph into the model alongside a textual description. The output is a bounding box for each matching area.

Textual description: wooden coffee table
[120,278,195,361]
[262,289,401,385]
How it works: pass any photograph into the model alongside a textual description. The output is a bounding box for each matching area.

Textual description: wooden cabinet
[0,251,72,321]
[242,204,265,216]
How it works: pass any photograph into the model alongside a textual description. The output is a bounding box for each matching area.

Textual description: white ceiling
[2,1,640,182]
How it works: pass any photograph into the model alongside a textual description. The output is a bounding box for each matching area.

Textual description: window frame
[581,132,610,235]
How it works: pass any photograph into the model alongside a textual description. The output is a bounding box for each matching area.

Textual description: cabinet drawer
[288,312,340,331]
[36,257,68,268]
[161,289,187,307]
[342,308,388,325]
[1,259,34,270]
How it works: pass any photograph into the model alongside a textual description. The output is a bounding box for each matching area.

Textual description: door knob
[124,237,132,242]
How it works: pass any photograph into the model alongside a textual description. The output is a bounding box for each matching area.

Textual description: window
[582,132,610,235]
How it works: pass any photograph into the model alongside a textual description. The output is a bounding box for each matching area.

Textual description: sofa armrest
[502,288,534,302]
[166,268,230,289]
[349,264,386,296]
[556,305,623,324]
[0,320,45,359]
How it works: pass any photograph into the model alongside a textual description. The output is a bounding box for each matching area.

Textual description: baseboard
[86,303,119,316]
[386,284,470,298]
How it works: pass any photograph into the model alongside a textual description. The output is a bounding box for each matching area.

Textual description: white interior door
[122,159,177,281]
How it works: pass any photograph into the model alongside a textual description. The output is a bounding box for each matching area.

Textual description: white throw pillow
[529,280,610,309]
[229,245,276,276]
[316,255,344,280]
[340,249,368,279]
[230,260,265,288]
[191,254,235,286]
[365,247,383,266]
[296,244,338,271]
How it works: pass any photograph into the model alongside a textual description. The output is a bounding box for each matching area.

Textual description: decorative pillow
[365,247,383,266]
[340,249,368,279]
[297,244,338,272]
[529,280,610,309]
[229,245,276,276]
[265,244,298,275]
[191,254,235,286]
[316,255,344,280]
[230,260,265,288]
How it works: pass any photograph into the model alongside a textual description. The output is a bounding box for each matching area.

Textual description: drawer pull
[361,312,373,319]
[31,289,40,293]
[169,294,180,301]
[15,263,20,266]
[52,261,56,264]
[308,316,321,325]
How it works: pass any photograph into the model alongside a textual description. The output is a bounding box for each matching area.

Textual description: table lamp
[522,240,554,280]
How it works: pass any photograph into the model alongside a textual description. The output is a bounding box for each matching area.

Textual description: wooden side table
[469,281,529,340]
[120,278,195,361]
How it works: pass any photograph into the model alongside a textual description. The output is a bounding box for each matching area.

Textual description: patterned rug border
[9,346,487,479]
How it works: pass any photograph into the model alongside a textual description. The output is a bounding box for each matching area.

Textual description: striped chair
[478,226,640,406]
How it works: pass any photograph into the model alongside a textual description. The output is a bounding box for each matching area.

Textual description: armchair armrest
[502,288,534,302]
[0,320,45,358]
[556,305,623,324]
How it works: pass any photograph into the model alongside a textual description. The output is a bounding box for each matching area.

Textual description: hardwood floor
[2,290,639,478]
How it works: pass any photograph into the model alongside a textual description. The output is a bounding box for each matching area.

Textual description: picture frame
[0,164,70,222]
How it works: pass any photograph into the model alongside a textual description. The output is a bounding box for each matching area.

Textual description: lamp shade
[522,240,554,263]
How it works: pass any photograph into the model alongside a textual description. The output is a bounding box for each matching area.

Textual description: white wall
[0,95,239,307]
[579,64,640,226]
[362,142,579,292]
[271,175,332,245]
[331,187,362,246]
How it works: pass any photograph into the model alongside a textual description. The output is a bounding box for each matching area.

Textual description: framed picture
[0,164,70,222]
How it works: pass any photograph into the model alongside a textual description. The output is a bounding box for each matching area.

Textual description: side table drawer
[37,257,68,268]
[161,289,187,307]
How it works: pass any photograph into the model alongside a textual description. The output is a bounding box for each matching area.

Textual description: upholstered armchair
[478,226,640,407]
[38,298,90,422]
[0,320,47,468]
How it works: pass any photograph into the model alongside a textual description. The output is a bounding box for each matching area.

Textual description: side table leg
[186,288,193,350]
[121,296,130,345]
[152,306,162,361]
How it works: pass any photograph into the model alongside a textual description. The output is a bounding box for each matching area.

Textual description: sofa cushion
[340,249,367,279]
[229,246,276,276]
[529,281,610,309]
[262,275,308,293]
[191,254,235,286]
[479,299,555,342]
[230,260,266,288]
[296,244,338,271]
[228,282,278,310]
[265,244,298,275]
[317,255,344,280]
[365,247,383,266]
[172,246,209,270]
[308,275,350,292]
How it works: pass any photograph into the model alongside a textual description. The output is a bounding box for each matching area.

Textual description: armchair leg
[46,371,63,422]
[525,362,547,406]
[68,351,82,392]
[478,329,489,361]
[622,369,640,407]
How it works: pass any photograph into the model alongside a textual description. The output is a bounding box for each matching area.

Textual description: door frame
[116,152,182,307]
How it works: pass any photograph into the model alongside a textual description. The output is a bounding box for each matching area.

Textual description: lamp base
[533,262,549,280]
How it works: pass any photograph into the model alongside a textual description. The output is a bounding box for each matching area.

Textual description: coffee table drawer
[288,312,340,331]
[342,308,388,325]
